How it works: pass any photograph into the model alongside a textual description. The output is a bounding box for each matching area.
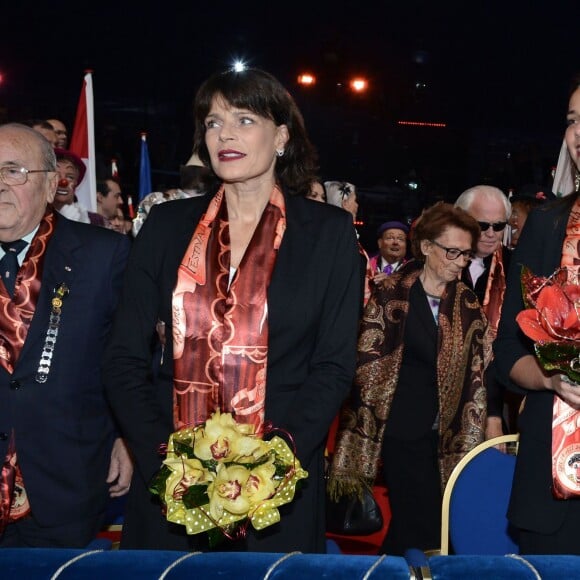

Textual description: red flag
[126,194,135,219]
[69,71,96,212]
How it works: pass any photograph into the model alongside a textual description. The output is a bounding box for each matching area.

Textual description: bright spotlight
[297,73,316,86]
[350,78,368,93]
[232,60,247,72]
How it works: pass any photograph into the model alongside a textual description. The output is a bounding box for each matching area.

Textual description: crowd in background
[1,66,580,559]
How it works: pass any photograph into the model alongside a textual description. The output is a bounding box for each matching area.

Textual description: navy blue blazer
[0,214,130,527]
[103,192,362,552]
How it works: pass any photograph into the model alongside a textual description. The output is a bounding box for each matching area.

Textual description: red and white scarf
[172,185,285,434]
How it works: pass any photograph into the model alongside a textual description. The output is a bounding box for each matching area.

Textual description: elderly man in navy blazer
[0,124,132,548]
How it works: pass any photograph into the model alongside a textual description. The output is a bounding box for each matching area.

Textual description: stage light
[232,60,247,72]
[297,73,316,86]
[350,78,368,93]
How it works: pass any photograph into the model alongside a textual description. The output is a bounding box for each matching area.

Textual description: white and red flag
[69,71,97,212]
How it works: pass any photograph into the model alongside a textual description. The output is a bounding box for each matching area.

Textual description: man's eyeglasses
[477,221,507,232]
[430,239,475,261]
[0,166,53,186]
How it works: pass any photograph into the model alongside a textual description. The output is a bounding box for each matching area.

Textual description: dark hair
[569,73,580,98]
[179,164,214,191]
[411,201,480,260]
[23,119,55,131]
[96,176,120,197]
[192,68,318,196]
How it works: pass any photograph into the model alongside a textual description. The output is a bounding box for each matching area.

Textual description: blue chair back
[446,436,519,555]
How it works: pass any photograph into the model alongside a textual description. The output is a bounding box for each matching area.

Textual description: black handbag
[326,487,384,536]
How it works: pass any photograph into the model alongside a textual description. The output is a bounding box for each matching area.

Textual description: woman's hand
[485,416,506,453]
[549,374,580,409]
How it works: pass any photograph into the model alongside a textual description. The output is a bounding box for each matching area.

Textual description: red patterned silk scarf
[172,185,285,433]
[0,208,56,373]
[481,247,506,342]
[553,198,580,498]
[0,208,56,528]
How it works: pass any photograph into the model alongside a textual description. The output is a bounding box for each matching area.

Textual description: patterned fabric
[552,197,580,498]
[172,185,285,433]
[0,209,57,528]
[0,209,56,374]
[480,247,506,343]
[328,261,487,498]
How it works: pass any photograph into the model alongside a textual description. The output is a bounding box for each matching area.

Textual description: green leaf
[274,462,289,479]
[181,484,210,509]
[200,458,218,472]
[148,465,171,498]
[207,526,227,549]
[535,342,580,383]
[173,440,195,458]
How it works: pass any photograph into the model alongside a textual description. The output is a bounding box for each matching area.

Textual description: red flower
[517,275,580,342]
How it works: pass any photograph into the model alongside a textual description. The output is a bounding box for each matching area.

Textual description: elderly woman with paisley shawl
[328,202,489,555]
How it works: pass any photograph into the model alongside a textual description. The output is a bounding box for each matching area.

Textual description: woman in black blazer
[103,68,362,553]
[495,75,580,555]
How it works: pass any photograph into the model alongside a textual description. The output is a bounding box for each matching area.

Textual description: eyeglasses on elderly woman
[430,239,475,261]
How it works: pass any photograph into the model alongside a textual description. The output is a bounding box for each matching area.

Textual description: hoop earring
[276,149,285,157]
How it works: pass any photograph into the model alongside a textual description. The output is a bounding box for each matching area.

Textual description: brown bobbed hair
[410,201,481,260]
[192,68,318,196]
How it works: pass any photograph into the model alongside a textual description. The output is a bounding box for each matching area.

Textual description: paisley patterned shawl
[328,260,487,499]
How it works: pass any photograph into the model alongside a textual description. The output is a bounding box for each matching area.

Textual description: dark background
[0,0,577,245]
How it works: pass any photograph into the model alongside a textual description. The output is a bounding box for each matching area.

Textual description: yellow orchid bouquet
[149,409,308,546]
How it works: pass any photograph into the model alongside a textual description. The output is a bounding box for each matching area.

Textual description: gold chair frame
[438,433,519,555]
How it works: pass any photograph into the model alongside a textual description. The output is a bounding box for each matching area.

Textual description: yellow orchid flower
[193,409,265,463]
[163,456,207,502]
[207,464,251,520]
[245,458,277,509]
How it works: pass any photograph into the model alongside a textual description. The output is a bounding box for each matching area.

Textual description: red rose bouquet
[516,266,580,382]
[149,409,308,546]
[516,266,580,499]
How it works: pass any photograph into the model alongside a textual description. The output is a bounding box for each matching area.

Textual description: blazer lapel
[268,196,316,326]
[16,219,79,367]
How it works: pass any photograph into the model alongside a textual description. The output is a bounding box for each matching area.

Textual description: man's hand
[107,438,133,498]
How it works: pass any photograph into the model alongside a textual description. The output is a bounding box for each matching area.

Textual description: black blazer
[0,215,130,527]
[103,192,362,551]
[495,197,574,533]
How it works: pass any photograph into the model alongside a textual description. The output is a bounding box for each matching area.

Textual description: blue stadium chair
[440,434,519,555]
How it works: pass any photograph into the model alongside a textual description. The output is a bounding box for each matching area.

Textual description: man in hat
[370,221,409,284]
[0,123,132,547]
[52,148,105,226]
